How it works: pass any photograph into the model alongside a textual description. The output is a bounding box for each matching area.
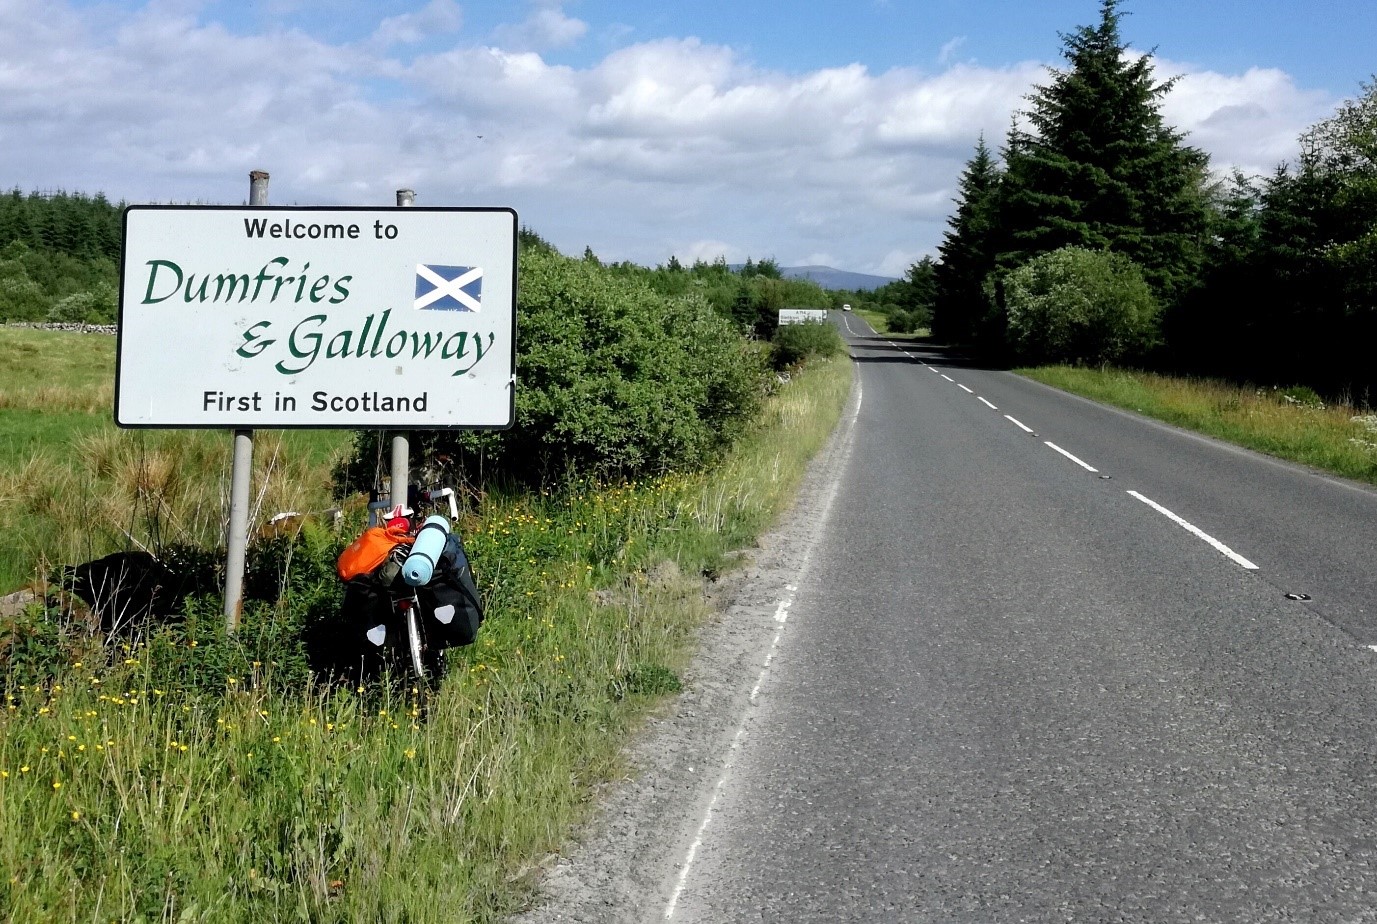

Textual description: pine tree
[933,136,1002,343]
[997,0,1209,306]
[1237,79,1377,393]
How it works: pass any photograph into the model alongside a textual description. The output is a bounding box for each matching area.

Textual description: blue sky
[9,0,1372,275]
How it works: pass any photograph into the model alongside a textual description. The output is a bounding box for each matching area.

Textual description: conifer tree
[997,0,1209,306]
[933,136,1001,343]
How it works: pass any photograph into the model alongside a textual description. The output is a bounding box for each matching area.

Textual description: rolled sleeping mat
[402,515,451,586]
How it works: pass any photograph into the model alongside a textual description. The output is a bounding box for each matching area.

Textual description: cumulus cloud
[0,0,1338,275]
[1156,61,1333,176]
[370,0,462,48]
[491,2,588,52]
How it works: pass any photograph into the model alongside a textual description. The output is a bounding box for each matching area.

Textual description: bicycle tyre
[403,596,429,683]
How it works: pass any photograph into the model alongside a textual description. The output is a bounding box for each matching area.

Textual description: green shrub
[45,284,116,324]
[1004,246,1160,365]
[348,248,766,489]
[884,306,932,335]
[0,275,47,321]
[770,321,844,369]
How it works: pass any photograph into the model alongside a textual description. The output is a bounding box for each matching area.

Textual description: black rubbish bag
[417,532,484,648]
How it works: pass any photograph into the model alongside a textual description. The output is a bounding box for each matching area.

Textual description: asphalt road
[665,316,1377,922]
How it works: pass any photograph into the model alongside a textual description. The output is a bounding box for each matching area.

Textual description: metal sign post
[390,188,415,514]
[224,170,270,629]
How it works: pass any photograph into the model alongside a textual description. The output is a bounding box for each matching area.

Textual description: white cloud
[1155,62,1333,176]
[0,1,1338,273]
[371,0,462,48]
[491,2,588,52]
[681,240,742,264]
[938,36,967,66]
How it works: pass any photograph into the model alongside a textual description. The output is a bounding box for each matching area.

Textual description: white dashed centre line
[958,384,974,394]
[1045,441,1099,472]
[941,374,954,382]
[1127,490,1259,570]
[978,397,998,410]
[1004,415,1034,433]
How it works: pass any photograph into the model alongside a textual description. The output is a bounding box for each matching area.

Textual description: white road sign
[778,308,828,325]
[116,206,517,428]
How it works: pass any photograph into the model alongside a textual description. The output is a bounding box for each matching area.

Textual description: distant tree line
[928,0,1377,401]
[0,189,123,324]
[578,245,831,341]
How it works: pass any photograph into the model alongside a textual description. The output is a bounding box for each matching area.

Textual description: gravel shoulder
[511,373,862,923]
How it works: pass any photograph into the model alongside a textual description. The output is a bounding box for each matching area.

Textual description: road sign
[778,308,828,325]
[116,205,517,428]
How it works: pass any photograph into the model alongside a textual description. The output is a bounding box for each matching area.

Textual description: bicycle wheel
[402,595,429,683]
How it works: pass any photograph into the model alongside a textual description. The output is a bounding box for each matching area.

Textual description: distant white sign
[778,308,829,326]
[117,206,517,428]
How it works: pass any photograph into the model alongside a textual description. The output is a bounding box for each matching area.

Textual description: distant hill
[729,264,897,291]
[783,265,898,291]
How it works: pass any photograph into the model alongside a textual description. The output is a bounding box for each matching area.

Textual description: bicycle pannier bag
[418,532,484,647]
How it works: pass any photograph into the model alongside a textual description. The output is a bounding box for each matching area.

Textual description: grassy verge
[1019,365,1377,485]
[853,310,928,339]
[855,309,890,334]
[1,354,853,922]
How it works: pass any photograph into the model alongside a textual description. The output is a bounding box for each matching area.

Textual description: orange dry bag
[337,525,414,581]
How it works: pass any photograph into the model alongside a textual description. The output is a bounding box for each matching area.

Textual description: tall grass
[0,429,347,593]
[0,328,351,592]
[1020,365,1377,485]
[1,349,853,922]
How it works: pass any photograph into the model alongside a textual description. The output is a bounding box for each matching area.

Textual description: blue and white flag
[415,264,482,312]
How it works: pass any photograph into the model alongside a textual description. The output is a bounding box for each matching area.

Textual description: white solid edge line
[1005,415,1034,433]
[1044,441,1099,472]
[1127,490,1260,570]
[978,397,998,410]
[958,384,974,393]
[664,377,864,919]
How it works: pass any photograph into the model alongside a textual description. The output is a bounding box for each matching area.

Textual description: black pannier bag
[417,532,484,647]
[313,570,398,680]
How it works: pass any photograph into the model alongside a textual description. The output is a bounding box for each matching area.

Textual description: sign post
[390,188,416,516]
[116,194,518,628]
[223,170,272,628]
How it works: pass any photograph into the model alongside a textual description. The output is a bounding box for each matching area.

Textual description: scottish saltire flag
[415,264,482,312]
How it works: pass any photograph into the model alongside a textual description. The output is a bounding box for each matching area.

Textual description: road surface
[519,313,1377,922]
